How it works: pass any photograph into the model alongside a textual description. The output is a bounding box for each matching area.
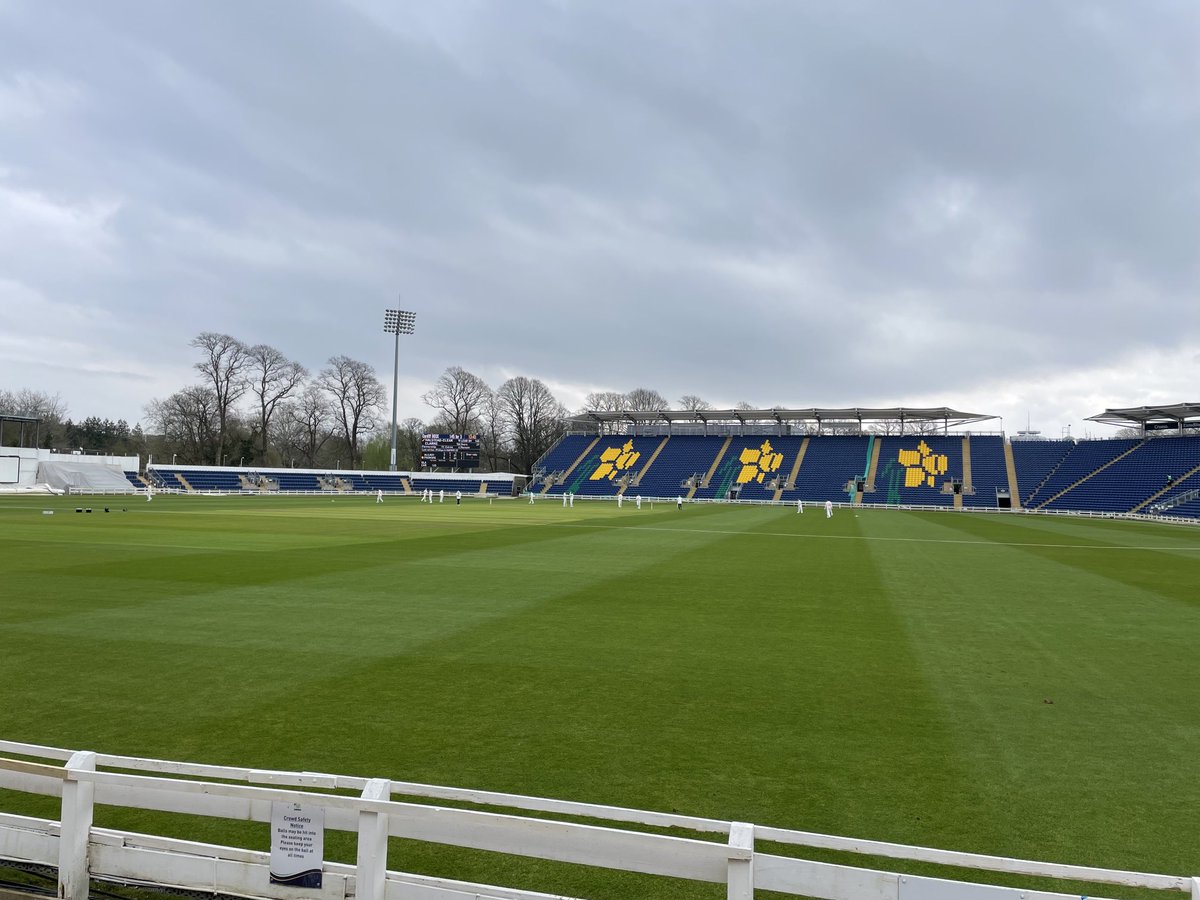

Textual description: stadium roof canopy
[1085,403,1200,429]
[570,406,995,429]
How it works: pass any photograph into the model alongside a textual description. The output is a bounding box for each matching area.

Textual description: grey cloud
[0,0,1195,433]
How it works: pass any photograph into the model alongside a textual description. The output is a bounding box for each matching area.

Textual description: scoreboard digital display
[420,434,481,469]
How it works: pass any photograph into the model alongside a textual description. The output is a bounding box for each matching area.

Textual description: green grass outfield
[2,494,1199,898]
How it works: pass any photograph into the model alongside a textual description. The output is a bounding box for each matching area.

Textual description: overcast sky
[2,0,1197,438]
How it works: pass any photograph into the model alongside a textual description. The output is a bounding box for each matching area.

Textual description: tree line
[18,337,946,471]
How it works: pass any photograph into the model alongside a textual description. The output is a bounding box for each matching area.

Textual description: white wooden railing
[0,741,1195,900]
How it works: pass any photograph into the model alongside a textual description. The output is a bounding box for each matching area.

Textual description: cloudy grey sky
[1,0,1197,437]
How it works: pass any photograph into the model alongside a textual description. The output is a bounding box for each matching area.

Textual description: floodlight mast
[383,308,417,472]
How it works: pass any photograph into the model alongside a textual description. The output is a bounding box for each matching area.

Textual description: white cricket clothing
[825,500,833,518]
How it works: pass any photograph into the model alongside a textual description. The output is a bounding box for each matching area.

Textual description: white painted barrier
[0,742,1194,900]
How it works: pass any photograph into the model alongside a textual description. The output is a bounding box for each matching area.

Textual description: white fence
[0,741,1194,900]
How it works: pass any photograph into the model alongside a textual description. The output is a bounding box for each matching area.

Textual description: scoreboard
[420,434,481,469]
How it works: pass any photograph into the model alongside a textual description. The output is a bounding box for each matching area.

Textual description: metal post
[383,308,416,473]
[390,325,399,471]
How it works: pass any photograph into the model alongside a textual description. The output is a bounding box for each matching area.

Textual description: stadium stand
[1010,440,1074,506]
[785,435,870,503]
[125,422,1200,521]
[548,436,664,497]
[964,435,1010,508]
[1027,439,1142,508]
[145,467,506,496]
[865,435,962,507]
[529,434,599,494]
[1043,436,1200,513]
[695,435,806,501]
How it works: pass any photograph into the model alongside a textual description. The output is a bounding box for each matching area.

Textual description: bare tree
[145,386,219,464]
[190,333,249,464]
[496,376,568,474]
[482,391,509,471]
[0,389,68,421]
[625,388,668,411]
[583,391,628,413]
[678,395,713,414]
[734,401,755,411]
[397,417,426,470]
[246,344,308,463]
[278,385,334,467]
[0,389,68,447]
[422,366,492,435]
[318,356,386,469]
[582,391,629,435]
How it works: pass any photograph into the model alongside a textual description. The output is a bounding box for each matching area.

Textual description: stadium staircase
[1130,462,1200,513]
[852,435,881,506]
[1016,441,1081,507]
[630,436,670,488]
[774,436,809,501]
[1003,441,1022,509]
[175,472,194,492]
[400,477,414,495]
[1033,439,1147,510]
[546,436,600,493]
[690,436,732,499]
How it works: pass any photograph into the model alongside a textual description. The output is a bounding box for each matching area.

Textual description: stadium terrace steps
[963,436,1008,508]
[864,435,881,488]
[1130,461,1200,513]
[961,436,972,492]
[633,436,670,486]
[562,436,601,482]
[1003,441,1022,509]
[1034,439,1147,510]
[1015,441,1080,506]
[775,436,810,501]
[699,436,733,490]
[400,477,413,495]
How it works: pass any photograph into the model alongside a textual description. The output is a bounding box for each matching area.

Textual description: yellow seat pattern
[590,440,641,482]
[736,439,784,485]
[898,440,947,488]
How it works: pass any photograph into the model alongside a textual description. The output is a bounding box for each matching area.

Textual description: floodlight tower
[383,308,416,471]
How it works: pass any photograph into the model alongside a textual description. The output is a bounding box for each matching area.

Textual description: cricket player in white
[376,489,383,503]
[569,493,574,507]
[825,499,833,518]
[439,489,444,503]
[797,498,803,514]
[635,495,642,510]
[563,492,568,507]
[676,496,683,509]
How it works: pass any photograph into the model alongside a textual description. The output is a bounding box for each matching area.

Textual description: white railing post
[58,750,96,900]
[727,821,754,900]
[356,778,390,900]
